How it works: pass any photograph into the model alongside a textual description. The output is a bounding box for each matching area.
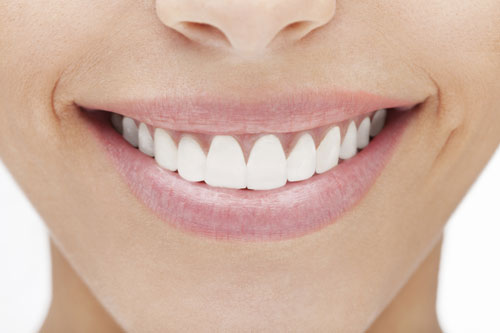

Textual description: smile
[110,108,388,190]
[81,90,420,240]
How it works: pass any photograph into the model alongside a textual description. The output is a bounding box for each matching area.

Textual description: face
[1,0,499,331]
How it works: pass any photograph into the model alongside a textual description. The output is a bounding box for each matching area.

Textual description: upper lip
[77,88,419,135]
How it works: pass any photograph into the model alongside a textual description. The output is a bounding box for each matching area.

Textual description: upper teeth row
[111,109,387,190]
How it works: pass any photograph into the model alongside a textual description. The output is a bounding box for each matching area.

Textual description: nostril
[176,22,230,48]
[284,21,315,33]
[156,0,336,53]
[274,20,317,44]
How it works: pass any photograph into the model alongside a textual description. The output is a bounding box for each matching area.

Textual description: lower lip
[86,110,411,241]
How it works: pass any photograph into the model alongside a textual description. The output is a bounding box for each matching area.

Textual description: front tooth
[177,135,206,182]
[287,133,316,182]
[122,117,139,147]
[205,136,246,189]
[370,109,387,137]
[247,135,287,190]
[154,129,177,171]
[357,117,371,149]
[111,113,123,134]
[339,121,357,160]
[138,123,154,157]
[316,126,340,174]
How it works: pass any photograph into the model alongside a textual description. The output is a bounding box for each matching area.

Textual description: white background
[1,147,499,332]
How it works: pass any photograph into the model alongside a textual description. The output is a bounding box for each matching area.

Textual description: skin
[0,0,499,331]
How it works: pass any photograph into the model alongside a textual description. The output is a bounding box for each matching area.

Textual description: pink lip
[86,105,412,241]
[79,90,416,134]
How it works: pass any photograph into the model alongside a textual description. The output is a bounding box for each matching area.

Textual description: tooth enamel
[370,109,387,137]
[138,123,154,157]
[205,136,246,189]
[339,121,357,160]
[316,126,340,174]
[287,133,316,182]
[357,117,371,149]
[122,117,139,147]
[119,110,384,189]
[177,135,206,182]
[154,129,178,171]
[111,113,123,134]
[247,135,287,190]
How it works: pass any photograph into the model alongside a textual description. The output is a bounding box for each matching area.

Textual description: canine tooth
[122,117,139,147]
[316,126,340,174]
[111,113,123,134]
[357,117,371,149]
[154,129,177,171]
[205,136,246,189]
[370,109,387,137]
[340,121,357,160]
[178,135,206,182]
[287,133,316,182]
[138,123,154,157]
[247,135,287,190]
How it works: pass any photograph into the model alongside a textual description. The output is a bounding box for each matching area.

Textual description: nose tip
[156,0,336,54]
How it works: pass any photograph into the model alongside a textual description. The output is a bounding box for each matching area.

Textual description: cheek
[390,1,500,131]
[0,1,136,97]
[398,1,500,62]
[366,1,498,66]
[0,1,136,167]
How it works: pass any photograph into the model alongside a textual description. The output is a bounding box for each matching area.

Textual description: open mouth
[108,109,388,190]
[80,91,420,241]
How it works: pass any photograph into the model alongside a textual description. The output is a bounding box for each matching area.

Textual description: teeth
[316,126,340,174]
[247,135,287,190]
[177,135,206,182]
[122,117,139,147]
[339,121,357,160]
[138,123,154,157]
[287,133,316,182]
[111,114,123,134]
[154,129,177,171]
[205,136,246,189]
[357,117,371,149]
[370,109,387,137]
[113,108,391,190]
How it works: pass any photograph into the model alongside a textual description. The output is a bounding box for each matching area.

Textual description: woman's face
[1,0,499,331]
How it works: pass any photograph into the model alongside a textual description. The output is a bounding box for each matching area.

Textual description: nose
[156,0,336,54]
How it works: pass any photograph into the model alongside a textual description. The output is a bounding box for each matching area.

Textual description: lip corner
[83,104,413,241]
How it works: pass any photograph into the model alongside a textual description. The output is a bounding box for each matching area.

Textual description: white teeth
[370,109,387,137]
[154,129,178,171]
[205,136,246,189]
[138,123,154,157]
[177,135,206,182]
[116,109,389,190]
[111,113,123,134]
[122,117,139,147]
[316,127,340,174]
[247,135,287,190]
[357,117,371,149]
[287,133,316,182]
[339,121,358,160]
